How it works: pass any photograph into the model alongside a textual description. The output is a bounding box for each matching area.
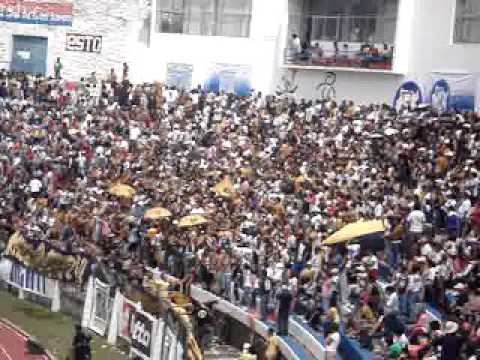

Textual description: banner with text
[0,0,73,26]
[130,309,156,360]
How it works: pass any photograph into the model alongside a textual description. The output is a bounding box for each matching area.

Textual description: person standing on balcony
[291,34,302,60]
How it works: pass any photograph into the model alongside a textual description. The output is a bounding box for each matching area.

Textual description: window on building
[157,0,252,38]
[454,0,480,43]
[289,0,399,44]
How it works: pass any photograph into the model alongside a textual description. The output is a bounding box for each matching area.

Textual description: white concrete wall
[0,0,151,81]
[291,69,403,104]
[131,0,287,93]
[406,0,480,83]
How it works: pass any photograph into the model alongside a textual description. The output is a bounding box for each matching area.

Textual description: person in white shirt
[384,286,400,315]
[29,178,43,197]
[407,204,426,234]
[291,34,302,58]
[374,201,384,219]
[405,203,426,259]
[458,195,471,235]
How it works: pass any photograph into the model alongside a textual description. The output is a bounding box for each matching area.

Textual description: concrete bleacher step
[204,344,241,360]
[262,320,316,360]
[290,315,343,360]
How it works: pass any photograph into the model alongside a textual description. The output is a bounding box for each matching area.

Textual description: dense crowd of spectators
[0,67,479,359]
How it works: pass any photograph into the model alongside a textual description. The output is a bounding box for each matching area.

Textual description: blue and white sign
[9,261,46,295]
[205,63,252,97]
[394,81,423,112]
[430,73,476,112]
[431,79,450,113]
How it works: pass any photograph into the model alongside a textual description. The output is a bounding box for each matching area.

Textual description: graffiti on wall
[315,72,336,101]
[276,70,298,97]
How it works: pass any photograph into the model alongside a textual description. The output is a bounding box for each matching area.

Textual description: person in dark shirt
[277,284,292,336]
[0,82,7,98]
[72,325,91,360]
[432,321,465,360]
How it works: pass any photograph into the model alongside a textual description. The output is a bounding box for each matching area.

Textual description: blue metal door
[11,36,48,75]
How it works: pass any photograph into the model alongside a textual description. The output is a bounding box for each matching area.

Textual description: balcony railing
[289,14,397,44]
[286,14,397,70]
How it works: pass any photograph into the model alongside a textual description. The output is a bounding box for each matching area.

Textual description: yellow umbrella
[178,215,209,228]
[211,176,236,198]
[144,207,172,220]
[108,183,136,198]
[323,220,385,245]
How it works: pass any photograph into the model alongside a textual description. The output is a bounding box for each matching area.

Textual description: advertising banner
[118,296,138,342]
[0,0,73,26]
[89,278,110,336]
[131,309,156,360]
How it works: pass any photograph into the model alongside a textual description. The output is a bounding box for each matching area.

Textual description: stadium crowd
[0,67,479,360]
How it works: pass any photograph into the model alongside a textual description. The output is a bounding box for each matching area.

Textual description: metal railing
[289,14,397,44]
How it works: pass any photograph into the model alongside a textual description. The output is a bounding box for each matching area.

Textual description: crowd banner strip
[5,232,88,284]
[0,257,60,312]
